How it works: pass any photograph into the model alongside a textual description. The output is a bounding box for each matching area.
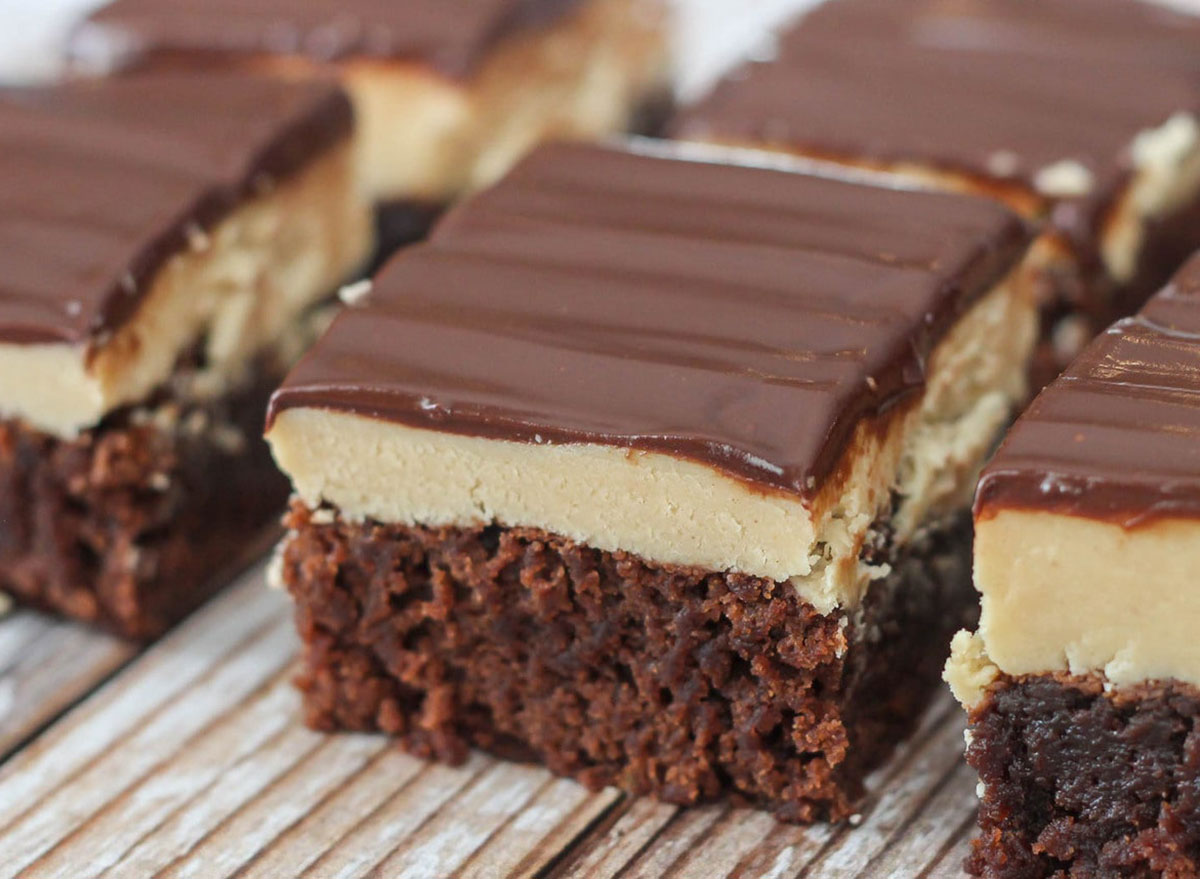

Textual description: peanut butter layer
[948,254,1200,702]
[0,72,373,436]
[267,142,1038,609]
[73,0,670,201]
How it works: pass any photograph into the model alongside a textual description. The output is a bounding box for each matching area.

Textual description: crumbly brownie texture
[282,503,974,822]
[966,675,1200,879]
[0,366,287,639]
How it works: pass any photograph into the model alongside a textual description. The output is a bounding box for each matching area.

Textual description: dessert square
[673,0,1200,381]
[0,71,374,637]
[946,254,1200,877]
[73,0,671,206]
[267,142,1039,821]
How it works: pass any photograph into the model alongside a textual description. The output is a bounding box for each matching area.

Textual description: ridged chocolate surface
[977,253,1200,526]
[675,0,1200,216]
[270,143,1030,498]
[80,0,583,77]
[0,72,352,347]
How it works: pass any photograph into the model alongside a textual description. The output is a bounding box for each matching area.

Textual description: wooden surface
[0,560,977,879]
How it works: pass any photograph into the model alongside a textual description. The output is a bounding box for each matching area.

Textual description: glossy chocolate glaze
[78,0,584,78]
[269,143,1030,498]
[674,0,1200,231]
[0,72,352,348]
[977,253,1200,526]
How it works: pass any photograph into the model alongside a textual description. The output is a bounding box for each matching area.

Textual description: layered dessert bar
[946,254,1200,877]
[72,0,670,210]
[672,0,1200,380]
[267,142,1039,821]
[0,72,373,637]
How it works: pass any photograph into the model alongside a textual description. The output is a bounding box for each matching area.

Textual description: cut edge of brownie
[965,673,1200,879]
[279,501,976,823]
[0,353,291,639]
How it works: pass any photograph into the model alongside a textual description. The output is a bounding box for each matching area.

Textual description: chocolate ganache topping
[270,143,1030,499]
[0,72,352,348]
[674,0,1200,224]
[77,0,586,78]
[977,252,1200,526]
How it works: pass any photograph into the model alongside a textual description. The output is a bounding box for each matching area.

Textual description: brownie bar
[75,0,670,203]
[672,0,1200,382]
[946,255,1200,876]
[966,675,1200,879]
[0,360,285,639]
[0,72,373,634]
[267,142,1040,818]
[283,502,974,822]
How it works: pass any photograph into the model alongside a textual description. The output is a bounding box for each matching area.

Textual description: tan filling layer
[333,0,669,201]
[947,511,1200,708]
[0,141,373,438]
[268,264,1036,613]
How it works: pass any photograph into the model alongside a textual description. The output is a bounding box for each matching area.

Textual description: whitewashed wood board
[0,559,978,878]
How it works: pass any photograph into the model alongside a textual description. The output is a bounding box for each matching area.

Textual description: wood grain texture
[0,610,135,761]
[0,561,978,878]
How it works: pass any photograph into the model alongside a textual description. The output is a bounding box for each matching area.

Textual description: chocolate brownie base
[966,675,1200,879]
[281,505,975,822]
[0,366,288,639]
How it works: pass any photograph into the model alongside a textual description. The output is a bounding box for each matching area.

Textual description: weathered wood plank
[0,611,135,761]
[637,807,782,879]
[553,795,679,878]
[155,733,388,879]
[455,777,621,879]
[864,763,978,877]
[926,828,975,879]
[1,620,295,876]
[298,756,494,879]
[231,747,428,879]
[803,698,968,879]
